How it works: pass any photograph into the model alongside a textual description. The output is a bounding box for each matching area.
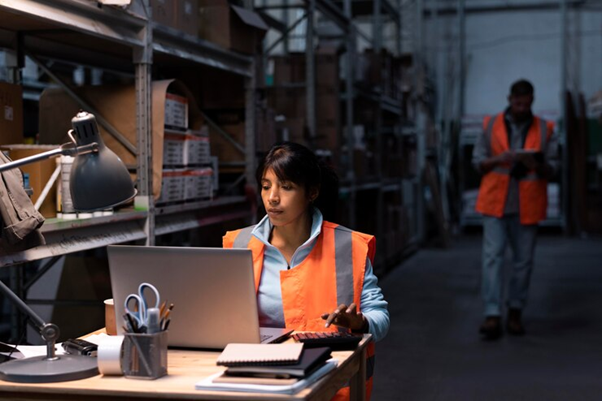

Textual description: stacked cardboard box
[160,95,214,204]
[150,0,199,37]
[198,0,268,55]
[0,145,58,218]
[0,82,23,146]
[38,79,210,205]
[268,48,341,156]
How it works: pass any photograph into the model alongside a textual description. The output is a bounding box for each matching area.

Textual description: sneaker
[479,316,502,340]
[507,308,526,336]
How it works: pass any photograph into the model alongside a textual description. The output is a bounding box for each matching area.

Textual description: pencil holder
[122,331,168,380]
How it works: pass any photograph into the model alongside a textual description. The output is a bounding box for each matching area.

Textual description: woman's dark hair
[256,142,339,221]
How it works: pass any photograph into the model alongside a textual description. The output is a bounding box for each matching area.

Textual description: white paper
[83,333,113,346]
[0,344,66,359]
[195,359,338,394]
[97,0,131,4]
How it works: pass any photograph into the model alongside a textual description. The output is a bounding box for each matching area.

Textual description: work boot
[479,316,502,340]
[507,308,526,336]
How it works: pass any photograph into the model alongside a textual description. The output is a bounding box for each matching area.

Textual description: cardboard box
[208,122,245,164]
[163,130,187,166]
[184,168,213,200]
[198,4,268,54]
[185,127,211,165]
[0,144,58,218]
[0,82,23,146]
[275,118,306,145]
[156,169,187,204]
[38,80,204,201]
[151,0,176,29]
[165,93,189,129]
[267,86,339,130]
[272,51,340,88]
[257,107,276,153]
[177,0,199,36]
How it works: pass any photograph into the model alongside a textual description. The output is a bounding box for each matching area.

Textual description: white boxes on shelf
[157,169,187,204]
[185,126,211,166]
[164,93,189,129]
[163,130,187,167]
[184,168,214,200]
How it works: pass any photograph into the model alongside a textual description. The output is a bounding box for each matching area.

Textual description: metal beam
[264,12,308,55]
[0,0,145,47]
[29,53,138,156]
[423,0,585,15]
[256,9,289,33]
[311,0,351,31]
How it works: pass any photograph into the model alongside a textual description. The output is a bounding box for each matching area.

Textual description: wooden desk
[0,334,371,400]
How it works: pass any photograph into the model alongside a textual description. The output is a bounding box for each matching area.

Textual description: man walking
[472,79,559,340]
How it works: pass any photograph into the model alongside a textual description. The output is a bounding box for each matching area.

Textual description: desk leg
[349,347,366,401]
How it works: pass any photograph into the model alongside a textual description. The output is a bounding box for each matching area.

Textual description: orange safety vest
[223,221,377,401]
[475,113,554,225]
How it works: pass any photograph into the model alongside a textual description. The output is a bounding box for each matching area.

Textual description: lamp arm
[0,142,99,174]
[0,279,60,359]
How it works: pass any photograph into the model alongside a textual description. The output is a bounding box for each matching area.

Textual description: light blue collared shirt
[251,209,390,342]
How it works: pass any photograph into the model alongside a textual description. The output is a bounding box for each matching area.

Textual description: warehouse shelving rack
[257,0,427,273]
[0,0,259,338]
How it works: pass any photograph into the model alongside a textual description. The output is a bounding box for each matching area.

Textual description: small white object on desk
[195,359,338,394]
[96,335,125,376]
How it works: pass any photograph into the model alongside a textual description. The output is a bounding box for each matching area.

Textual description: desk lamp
[0,111,136,382]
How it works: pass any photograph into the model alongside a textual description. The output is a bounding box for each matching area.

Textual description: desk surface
[0,334,371,401]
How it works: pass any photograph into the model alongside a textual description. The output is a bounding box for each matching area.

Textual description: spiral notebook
[216,343,303,367]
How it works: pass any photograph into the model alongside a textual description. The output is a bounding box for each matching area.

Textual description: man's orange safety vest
[475,112,554,225]
[223,221,377,400]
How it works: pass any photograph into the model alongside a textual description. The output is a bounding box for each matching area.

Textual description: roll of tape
[97,335,124,376]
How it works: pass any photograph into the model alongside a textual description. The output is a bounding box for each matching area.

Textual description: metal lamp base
[0,354,98,383]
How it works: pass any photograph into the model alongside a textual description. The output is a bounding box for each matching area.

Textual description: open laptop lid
[107,245,263,349]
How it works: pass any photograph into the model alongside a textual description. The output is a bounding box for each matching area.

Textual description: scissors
[124,282,161,331]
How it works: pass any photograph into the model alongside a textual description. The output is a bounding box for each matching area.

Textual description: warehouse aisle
[372,234,602,400]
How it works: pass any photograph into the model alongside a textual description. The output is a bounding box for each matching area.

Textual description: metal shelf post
[306,0,317,141]
[134,0,155,246]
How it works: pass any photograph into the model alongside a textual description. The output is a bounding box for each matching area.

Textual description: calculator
[292,332,363,351]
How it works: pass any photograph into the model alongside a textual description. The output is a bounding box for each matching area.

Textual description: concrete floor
[371,233,602,400]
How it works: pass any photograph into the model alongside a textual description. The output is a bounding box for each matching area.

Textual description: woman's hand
[321,303,368,333]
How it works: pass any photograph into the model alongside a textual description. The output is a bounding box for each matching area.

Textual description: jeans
[481,215,538,317]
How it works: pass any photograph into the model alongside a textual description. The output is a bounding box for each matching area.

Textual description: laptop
[107,245,292,349]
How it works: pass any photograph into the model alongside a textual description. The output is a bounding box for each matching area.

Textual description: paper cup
[104,298,117,336]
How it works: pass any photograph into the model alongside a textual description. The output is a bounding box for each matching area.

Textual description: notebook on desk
[107,245,292,349]
[225,346,332,378]
[216,343,303,366]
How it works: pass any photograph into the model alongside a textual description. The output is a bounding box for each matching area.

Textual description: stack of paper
[195,359,338,394]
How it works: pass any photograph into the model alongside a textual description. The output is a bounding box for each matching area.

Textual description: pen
[159,301,167,317]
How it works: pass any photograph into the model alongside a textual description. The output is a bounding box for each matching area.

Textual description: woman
[223,142,389,400]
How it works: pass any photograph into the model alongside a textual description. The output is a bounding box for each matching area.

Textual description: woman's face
[261,168,316,228]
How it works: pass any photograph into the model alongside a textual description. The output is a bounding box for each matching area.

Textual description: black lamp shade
[69,111,136,211]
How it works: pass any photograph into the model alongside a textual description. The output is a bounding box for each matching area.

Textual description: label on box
[185,128,211,165]
[165,93,189,129]
[4,105,13,121]
[157,169,187,204]
[184,168,213,200]
[163,131,187,166]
